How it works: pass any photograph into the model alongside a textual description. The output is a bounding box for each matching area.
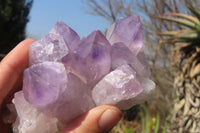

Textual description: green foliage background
[0,0,33,54]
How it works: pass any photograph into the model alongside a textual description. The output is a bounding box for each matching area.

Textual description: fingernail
[98,109,122,131]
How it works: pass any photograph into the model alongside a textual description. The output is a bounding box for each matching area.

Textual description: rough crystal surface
[116,77,155,110]
[12,16,155,133]
[92,64,143,108]
[23,61,95,123]
[29,33,69,65]
[13,91,63,133]
[111,42,147,76]
[64,31,111,87]
[50,21,80,51]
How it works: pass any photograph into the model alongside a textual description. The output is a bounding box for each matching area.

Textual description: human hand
[0,39,122,133]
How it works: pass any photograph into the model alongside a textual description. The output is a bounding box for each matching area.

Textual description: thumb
[62,105,122,133]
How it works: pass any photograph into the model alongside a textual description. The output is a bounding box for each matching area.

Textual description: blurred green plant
[0,0,33,54]
[141,103,160,133]
[124,128,133,133]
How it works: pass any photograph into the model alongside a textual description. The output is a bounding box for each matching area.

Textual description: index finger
[0,39,34,106]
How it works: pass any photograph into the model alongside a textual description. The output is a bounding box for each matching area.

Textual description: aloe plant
[157,5,200,132]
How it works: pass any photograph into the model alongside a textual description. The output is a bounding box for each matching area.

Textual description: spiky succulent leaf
[173,30,200,41]
[159,30,200,44]
[156,7,200,73]
[164,13,200,27]
[188,6,200,21]
[155,16,200,29]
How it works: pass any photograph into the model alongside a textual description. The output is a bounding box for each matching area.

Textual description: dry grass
[110,117,142,133]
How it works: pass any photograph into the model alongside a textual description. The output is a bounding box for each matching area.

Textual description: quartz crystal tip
[106,16,143,56]
[50,21,80,51]
[29,33,69,65]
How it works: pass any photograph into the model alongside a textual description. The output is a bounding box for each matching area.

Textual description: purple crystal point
[23,62,67,107]
[92,64,143,109]
[50,21,80,51]
[29,33,69,65]
[106,16,143,55]
[111,42,147,76]
[23,62,95,123]
[67,30,111,87]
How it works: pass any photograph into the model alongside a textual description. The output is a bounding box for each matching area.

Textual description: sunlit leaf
[154,16,198,29]
[188,6,200,21]
[157,31,180,36]
[164,13,200,26]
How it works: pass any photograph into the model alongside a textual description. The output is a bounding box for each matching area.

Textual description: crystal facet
[106,16,143,55]
[111,42,147,76]
[29,33,69,65]
[50,21,80,51]
[63,31,111,87]
[23,62,95,123]
[92,64,143,109]
[116,77,155,110]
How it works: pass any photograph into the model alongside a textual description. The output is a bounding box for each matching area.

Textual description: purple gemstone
[92,64,143,109]
[29,33,69,65]
[23,62,95,123]
[117,76,155,110]
[13,91,61,133]
[106,16,143,55]
[111,42,147,76]
[23,62,67,107]
[50,21,80,51]
[64,30,111,87]
[13,16,155,132]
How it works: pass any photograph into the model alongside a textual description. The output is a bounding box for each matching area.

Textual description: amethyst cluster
[13,16,155,133]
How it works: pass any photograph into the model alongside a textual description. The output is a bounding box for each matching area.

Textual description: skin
[0,39,122,133]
